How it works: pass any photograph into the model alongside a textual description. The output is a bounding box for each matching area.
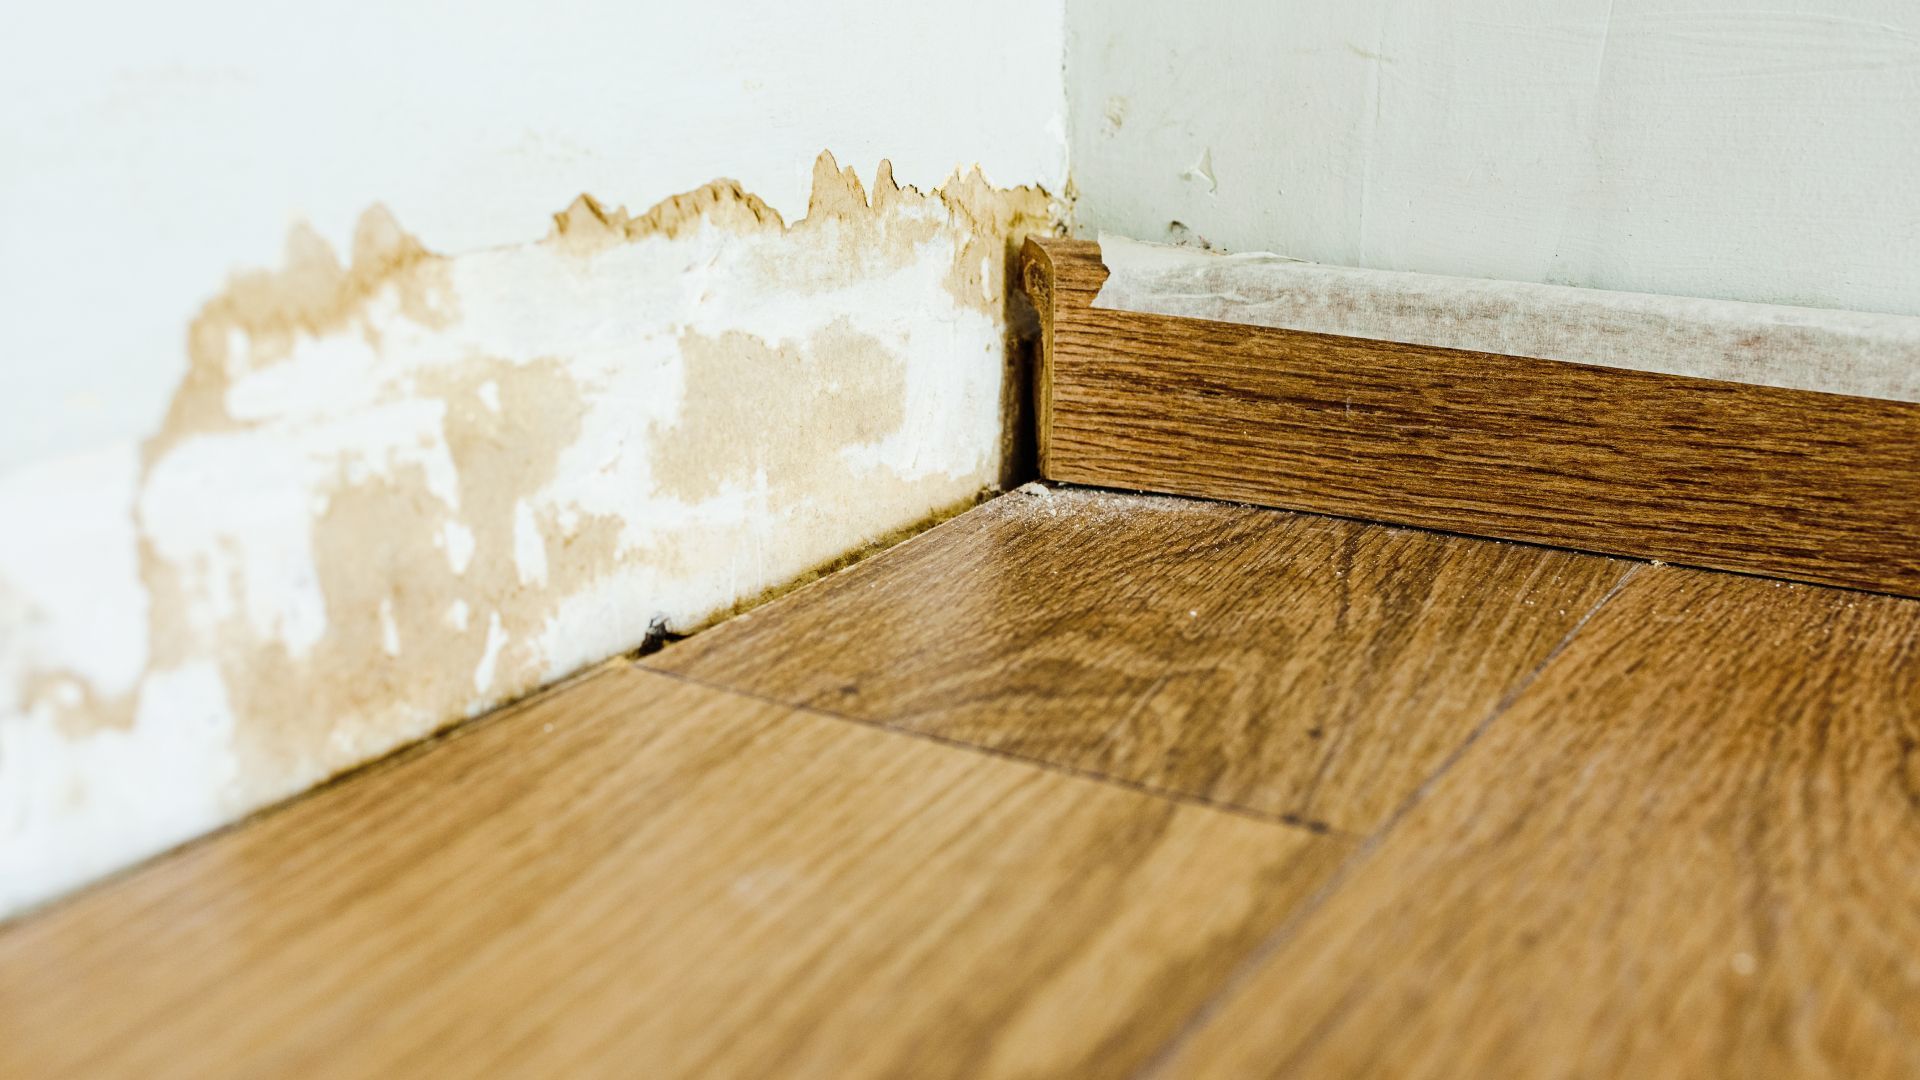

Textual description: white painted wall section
[1069,0,1920,316]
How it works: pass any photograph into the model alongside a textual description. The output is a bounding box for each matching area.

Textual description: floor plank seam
[634,664,1360,840]
[1357,561,1648,852]
[1126,560,1647,1079]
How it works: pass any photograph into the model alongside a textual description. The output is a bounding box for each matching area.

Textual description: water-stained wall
[0,155,1055,915]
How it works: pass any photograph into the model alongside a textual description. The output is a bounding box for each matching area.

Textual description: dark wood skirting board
[1020,238,1920,598]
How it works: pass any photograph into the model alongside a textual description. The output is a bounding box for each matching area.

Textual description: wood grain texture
[1023,238,1920,598]
[0,665,1347,1080]
[1159,566,1920,1079]
[650,484,1631,834]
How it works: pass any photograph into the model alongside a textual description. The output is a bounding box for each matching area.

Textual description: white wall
[1068,0,1920,316]
[0,0,1065,915]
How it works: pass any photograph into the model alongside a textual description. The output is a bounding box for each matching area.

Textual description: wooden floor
[4,484,1917,1078]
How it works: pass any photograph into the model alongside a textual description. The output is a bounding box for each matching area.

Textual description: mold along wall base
[0,154,1055,916]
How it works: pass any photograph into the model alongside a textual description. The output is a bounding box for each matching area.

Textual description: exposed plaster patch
[651,322,907,502]
[378,598,401,657]
[513,501,548,587]
[1,151,1056,915]
[147,354,600,785]
[0,446,149,739]
[550,179,783,250]
[152,206,459,468]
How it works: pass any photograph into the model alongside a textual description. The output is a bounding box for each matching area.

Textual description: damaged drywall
[0,152,1055,916]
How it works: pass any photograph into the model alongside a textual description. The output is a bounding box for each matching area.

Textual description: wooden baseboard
[1021,238,1920,598]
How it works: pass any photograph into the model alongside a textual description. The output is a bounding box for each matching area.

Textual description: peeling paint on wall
[0,153,1055,915]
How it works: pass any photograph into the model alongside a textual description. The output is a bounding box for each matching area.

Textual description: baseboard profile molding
[1021,238,1920,598]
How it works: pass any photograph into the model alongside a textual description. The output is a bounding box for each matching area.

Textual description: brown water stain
[26,150,1057,811]
[651,320,907,503]
[136,357,612,782]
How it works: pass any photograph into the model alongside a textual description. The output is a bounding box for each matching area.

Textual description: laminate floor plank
[9,488,1909,1079]
[1157,567,1920,1080]
[648,484,1633,834]
[0,665,1348,1080]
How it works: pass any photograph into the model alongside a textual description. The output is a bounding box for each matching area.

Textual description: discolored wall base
[0,154,1056,916]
